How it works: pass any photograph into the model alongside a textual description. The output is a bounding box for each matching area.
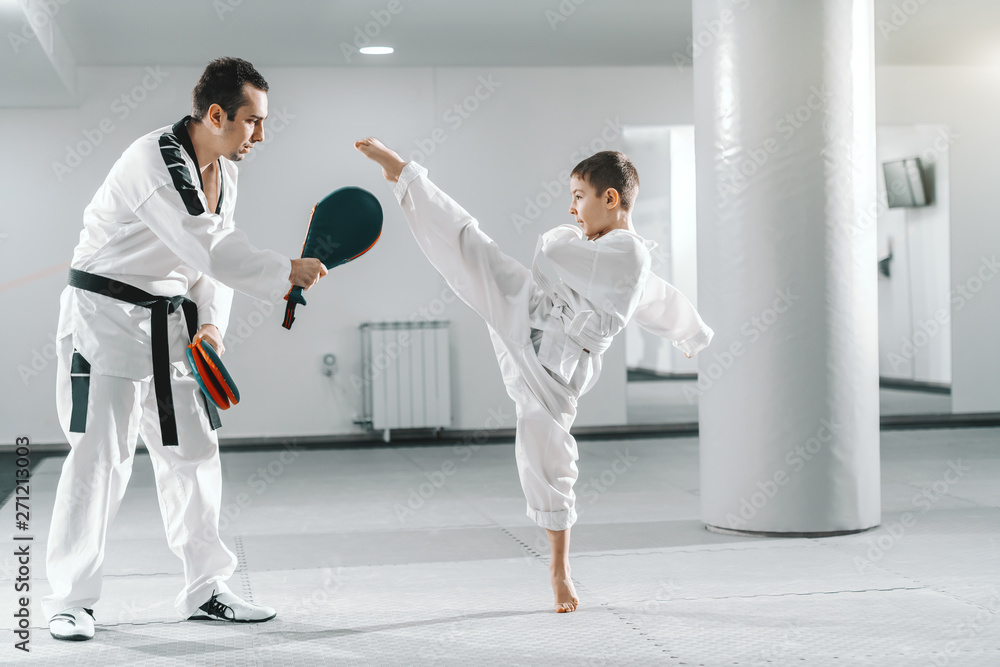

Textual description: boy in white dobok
[356,137,714,613]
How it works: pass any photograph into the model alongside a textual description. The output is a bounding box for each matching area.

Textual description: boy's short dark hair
[191,57,269,122]
[571,151,640,211]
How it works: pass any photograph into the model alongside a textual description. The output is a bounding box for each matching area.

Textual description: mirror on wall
[622,125,700,425]
[623,123,953,425]
[876,125,952,416]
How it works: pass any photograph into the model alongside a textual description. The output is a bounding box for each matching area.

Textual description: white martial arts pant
[396,165,596,531]
[42,333,238,621]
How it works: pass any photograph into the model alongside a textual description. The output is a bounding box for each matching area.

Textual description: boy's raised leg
[355,137,407,182]
[354,135,535,344]
[546,528,579,613]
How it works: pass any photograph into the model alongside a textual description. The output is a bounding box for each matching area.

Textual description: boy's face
[570,175,615,239]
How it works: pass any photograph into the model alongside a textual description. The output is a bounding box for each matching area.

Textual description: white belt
[536,296,612,383]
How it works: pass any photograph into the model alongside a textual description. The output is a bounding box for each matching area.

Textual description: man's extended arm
[135,183,292,302]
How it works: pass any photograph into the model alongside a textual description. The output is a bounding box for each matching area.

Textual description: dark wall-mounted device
[882,157,931,208]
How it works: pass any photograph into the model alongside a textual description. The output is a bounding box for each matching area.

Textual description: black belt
[67,268,221,446]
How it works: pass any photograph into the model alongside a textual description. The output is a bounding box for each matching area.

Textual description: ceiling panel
[55,0,691,67]
[4,0,998,107]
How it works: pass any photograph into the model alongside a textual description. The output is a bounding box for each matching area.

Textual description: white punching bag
[694,0,881,534]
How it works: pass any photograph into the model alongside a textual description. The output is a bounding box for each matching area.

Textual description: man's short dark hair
[191,57,268,122]
[571,151,640,211]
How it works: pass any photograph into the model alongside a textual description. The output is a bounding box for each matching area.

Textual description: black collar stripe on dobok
[67,268,221,446]
[158,116,224,216]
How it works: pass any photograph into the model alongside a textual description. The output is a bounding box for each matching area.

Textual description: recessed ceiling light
[359,46,394,56]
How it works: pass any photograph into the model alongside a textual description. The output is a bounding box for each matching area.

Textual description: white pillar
[694,0,881,534]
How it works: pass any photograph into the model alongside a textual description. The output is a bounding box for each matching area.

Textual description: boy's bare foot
[546,527,579,612]
[550,564,580,613]
[354,137,407,182]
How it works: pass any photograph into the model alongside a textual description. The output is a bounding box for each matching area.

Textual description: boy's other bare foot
[550,564,580,613]
[354,137,407,182]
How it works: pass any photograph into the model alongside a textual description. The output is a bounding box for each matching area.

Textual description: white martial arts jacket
[56,117,292,380]
[529,224,714,389]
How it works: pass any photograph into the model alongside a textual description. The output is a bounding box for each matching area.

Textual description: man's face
[221,84,268,162]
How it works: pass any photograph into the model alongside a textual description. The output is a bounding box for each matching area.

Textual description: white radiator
[359,321,451,439]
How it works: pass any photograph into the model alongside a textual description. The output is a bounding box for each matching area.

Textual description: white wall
[876,124,952,384]
[4,64,996,446]
[876,67,1000,412]
[0,65,694,445]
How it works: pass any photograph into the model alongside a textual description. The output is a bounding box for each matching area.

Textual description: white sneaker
[188,589,276,623]
[49,607,95,641]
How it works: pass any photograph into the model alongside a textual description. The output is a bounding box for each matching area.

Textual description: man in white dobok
[44,57,327,641]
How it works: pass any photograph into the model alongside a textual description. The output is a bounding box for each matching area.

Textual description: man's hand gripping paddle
[186,339,239,410]
[282,186,383,329]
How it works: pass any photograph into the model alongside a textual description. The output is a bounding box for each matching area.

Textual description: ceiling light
[359,46,394,56]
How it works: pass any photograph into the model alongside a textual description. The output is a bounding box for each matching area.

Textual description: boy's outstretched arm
[632,273,714,358]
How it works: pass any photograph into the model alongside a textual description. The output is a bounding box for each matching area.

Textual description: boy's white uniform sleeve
[632,272,715,357]
[134,183,291,303]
